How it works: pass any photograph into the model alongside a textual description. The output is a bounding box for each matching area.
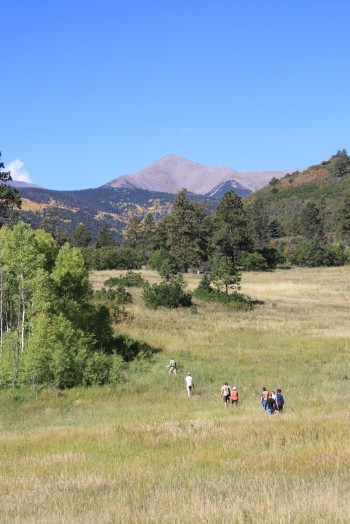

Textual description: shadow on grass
[114,334,162,362]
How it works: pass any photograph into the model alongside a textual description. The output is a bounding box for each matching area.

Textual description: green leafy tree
[0,223,54,351]
[51,244,91,325]
[0,221,124,389]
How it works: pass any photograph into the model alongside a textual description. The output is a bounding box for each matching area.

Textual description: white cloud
[5,159,32,183]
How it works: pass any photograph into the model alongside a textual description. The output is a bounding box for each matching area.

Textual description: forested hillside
[245,150,350,239]
[17,186,179,240]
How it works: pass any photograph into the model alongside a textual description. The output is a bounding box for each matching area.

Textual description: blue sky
[1,0,350,190]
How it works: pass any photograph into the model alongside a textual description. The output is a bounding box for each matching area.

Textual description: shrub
[82,352,111,386]
[142,277,192,309]
[148,249,180,274]
[109,354,127,384]
[193,286,252,310]
[239,251,268,271]
[95,285,132,305]
[104,271,146,288]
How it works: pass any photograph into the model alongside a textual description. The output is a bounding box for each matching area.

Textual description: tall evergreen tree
[166,189,211,271]
[337,192,350,243]
[96,224,117,248]
[71,223,93,248]
[248,195,270,250]
[298,202,324,241]
[0,152,22,226]
[212,191,252,266]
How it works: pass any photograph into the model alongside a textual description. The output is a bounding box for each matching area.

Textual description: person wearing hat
[185,373,194,397]
[230,386,239,407]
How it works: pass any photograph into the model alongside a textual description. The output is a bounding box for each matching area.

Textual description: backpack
[222,385,230,396]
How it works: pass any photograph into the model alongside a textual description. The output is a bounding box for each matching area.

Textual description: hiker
[230,386,239,407]
[167,358,177,374]
[185,373,194,397]
[266,392,277,415]
[220,382,231,407]
[260,387,268,410]
[276,389,285,412]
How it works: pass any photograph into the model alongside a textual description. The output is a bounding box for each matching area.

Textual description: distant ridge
[5,180,42,189]
[106,154,301,196]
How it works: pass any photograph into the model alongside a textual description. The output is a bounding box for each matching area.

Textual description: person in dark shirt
[276,389,285,412]
[266,392,277,415]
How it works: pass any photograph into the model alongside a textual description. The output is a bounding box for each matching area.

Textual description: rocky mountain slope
[106,154,296,195]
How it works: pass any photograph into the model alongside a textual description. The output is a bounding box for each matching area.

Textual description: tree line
[71,187,350,272]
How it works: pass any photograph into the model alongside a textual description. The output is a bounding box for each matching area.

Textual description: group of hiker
[167,359,285,412]
[220,382,239,407]
[260,387,285,414]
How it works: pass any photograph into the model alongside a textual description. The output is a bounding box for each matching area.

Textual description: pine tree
[0,152,22,226]
[337,192,350,243]
[248,195,270,249]
[298,202,324,241]
[212,191,252,266]
[71,223,93,248]
[166,189,211,271]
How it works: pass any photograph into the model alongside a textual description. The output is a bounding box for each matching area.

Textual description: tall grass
[0,266,350,523]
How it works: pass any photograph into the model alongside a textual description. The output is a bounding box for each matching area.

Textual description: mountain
[106,154,297,196]
[16,186,182,240]
[7,180,42,189]
[6,154,306,240]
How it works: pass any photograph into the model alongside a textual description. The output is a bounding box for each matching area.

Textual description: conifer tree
[0,152,22,226]
[212,191,252,266]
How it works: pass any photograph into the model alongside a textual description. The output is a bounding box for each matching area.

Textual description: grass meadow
[1,266,350,523]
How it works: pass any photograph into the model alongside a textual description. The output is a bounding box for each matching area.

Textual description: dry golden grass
[1,266,350,523]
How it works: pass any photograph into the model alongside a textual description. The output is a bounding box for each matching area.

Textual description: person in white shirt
[185,373,194,397]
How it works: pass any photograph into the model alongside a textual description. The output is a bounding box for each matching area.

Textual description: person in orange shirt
[230,386,239,407]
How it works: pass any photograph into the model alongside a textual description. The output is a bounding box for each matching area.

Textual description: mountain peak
[105,155,302,196]
[106,155,243,195]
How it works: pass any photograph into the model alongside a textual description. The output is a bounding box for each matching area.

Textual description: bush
[193,286,252,310]
[94,285,132,305]
[108,354,127,384]
[148,249,180,274]
[142,278,192,309]
[104,271,146,288]
[193,274,252,310]
[82,352,111,386]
